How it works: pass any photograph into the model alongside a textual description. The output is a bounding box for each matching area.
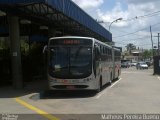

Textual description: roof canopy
[0,0,112,42]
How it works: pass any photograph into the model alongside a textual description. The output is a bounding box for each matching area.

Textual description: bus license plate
[66,85,75,90]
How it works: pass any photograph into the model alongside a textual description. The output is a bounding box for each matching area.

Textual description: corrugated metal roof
[0,0,112,42]
[30,35,48,42]
[0,0,44,4]
[46,0,112,41]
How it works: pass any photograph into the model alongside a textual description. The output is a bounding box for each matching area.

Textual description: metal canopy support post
[8,15,23,89]
[154,33,160,56]
[112,46,115,79]
[158,33,160,55]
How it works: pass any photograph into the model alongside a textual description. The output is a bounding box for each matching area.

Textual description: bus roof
[49,36,94,40]
[114,47,121,51]
[94,39,112,48]
[49,36,112,48]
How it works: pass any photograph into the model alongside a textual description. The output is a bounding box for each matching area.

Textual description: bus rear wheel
[109,73,112,85]
[96,78,102,93]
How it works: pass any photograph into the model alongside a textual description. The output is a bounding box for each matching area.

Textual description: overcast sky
[72,0,160,50]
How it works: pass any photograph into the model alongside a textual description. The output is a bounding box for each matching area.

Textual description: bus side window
[95,45,101,61]
[93,45,100,77]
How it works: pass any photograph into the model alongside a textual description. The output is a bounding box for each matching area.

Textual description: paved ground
[32,67,160,114]
[0,67,160,120]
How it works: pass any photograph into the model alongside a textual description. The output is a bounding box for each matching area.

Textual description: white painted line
[95,78,122,99]
[95,87,108,99]
[110,78,122,88]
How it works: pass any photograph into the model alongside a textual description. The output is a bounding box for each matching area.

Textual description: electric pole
[158,33,160,55]
[154,33,160,55]
[150,26,154,57]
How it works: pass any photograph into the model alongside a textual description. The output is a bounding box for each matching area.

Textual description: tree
[125,43,136,54]
[142,49,152,60]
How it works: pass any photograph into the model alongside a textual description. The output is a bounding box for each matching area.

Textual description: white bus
[113,47,121,80]
[45,36,121,92]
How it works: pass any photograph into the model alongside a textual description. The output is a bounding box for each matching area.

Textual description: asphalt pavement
[0,67,160,120]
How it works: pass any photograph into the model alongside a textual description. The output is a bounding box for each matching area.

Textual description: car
[136,62,148,69]
[121,62,130,68]
[131,62,137,66]
[145,61,151,67]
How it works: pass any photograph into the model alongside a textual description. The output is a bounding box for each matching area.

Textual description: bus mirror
[43,45,48,54]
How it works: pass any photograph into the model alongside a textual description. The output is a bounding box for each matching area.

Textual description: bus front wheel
[96,78,102,93]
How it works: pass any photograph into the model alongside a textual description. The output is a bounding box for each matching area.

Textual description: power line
[122,10,160,22]
[113,27,148,38]
[110,18,160,39]
[111,27,151,38]
[113,22,160,38]
[135,43,158,47]
[100,10,160,24]
[99,11,160,39]
[114,36,150,42]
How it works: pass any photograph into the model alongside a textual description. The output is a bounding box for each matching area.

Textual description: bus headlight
[83,78,91,82]
[50,79,57,83]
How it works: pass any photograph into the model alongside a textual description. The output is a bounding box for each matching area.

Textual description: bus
[113,47,121,80]
[44,36,121,92]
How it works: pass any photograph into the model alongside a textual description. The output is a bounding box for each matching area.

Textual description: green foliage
[125,43,136,54]
[22,42,46,81]
[0,37,9,49]
[21,39,29,56]
[142,49,152,59]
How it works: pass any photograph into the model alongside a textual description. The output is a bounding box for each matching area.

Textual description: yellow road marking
[14,97,59,120]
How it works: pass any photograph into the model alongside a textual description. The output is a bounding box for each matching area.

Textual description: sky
[72,0,160,50]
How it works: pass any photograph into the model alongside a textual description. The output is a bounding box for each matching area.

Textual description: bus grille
[52,85,88,89]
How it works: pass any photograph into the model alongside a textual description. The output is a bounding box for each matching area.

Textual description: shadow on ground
[31,79,119,100]
[0,78,119,99]
[0,79,48,98]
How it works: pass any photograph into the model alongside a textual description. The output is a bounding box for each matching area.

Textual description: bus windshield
[49,46,92,79]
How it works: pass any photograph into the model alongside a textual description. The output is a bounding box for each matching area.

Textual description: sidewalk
[0,79,48,98]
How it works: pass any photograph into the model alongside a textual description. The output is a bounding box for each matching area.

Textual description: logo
[2,114,18,120]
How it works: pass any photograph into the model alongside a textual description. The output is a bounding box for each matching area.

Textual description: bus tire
[109,73,112,85]
[117,70,120,79]
[96,78,102,93]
